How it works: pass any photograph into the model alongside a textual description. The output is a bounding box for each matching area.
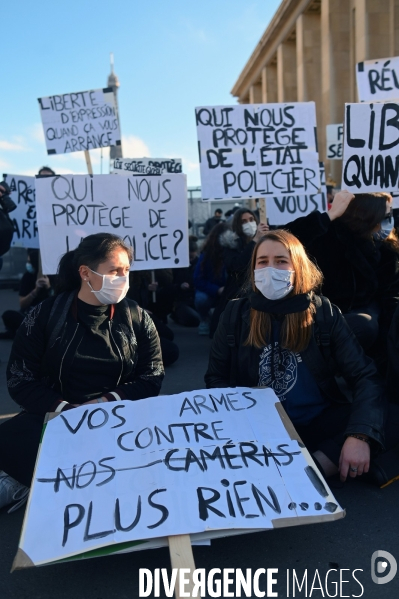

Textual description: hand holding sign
[327,190,355,221]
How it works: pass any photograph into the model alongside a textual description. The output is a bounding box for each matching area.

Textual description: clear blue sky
[1,0,281,186]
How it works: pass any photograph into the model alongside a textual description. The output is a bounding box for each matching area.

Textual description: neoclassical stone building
[231,0,399,184]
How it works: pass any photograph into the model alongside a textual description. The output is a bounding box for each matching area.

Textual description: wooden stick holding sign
[258,198,267,225]
[150,270,157,303]
[84,150,93,176]
[168,535,196,598]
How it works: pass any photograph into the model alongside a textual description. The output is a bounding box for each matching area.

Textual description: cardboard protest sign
[112,158,182,176]
[195,102,321,200]
[326,124,343,160]
[342,101,399,192]
[3,175,38,249]
[266,162,327,226]
[14,388,343,568]
[38,88,121,155]
[357,56,399,102]
[35,174,188,273]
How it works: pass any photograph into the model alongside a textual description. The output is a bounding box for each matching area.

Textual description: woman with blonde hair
[205,230,399,485]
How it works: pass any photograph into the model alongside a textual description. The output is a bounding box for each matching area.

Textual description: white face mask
[87,268,129,304]
[242,221,257,238]
[254,266,295,300]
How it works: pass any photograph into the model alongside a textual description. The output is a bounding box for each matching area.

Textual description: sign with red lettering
[38,88,121,155]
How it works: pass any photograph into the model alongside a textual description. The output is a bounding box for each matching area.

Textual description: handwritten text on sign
[342,102,399,192]
[196,103,321,200]
[112,158,182,176]
[38,88,121,155]
[4,175,38,249]
[326,124,343,160]
[19,388,342,566]
[357,56,399,102]
[35,174,188,274]
[266,163,327,225]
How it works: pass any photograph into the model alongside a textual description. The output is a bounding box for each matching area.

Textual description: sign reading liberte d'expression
[195,102,321,201]
[342,101,399,192]
[38,88,121,155]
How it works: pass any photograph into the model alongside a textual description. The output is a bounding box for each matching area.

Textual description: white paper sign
[266,163,327,225]
[357,56,399,102]
[112,158,182,176]
[326,124,343,160]
[38,88,121,155]
[195,102,321,200]
[35,174,188,273]
[342,102,399,192]
[17,388,343,567]
[3,174,38,249]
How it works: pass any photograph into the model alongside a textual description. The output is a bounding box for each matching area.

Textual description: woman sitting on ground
[0,233,164,512]
[205,230,399,485]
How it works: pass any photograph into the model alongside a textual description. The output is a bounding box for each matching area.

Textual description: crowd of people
[0,179,399,514]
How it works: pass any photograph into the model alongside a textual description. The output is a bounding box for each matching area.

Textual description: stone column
[249,82,263,104]
[390,0,399,55]
[296,12,323,157]
[262,64,278,103]
[277,41,297,103]
[321,0,351,186]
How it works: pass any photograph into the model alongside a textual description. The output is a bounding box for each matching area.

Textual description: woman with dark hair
[286,190,399,365]
[205,230,399,485]
[193,222,228,335]
[0,249,53,339]
[0,233,164,512]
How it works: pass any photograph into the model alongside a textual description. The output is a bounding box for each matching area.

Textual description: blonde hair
[246,230,323,352]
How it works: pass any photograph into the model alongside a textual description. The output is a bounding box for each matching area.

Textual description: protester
[203,208,224,236]
[207,208,269,337]
[0,249,53,339]
[205,229,399,485]
[127,269,179,366]
[0,180,17,260]
[0,233,164,512]
[170,236,201,327]
[193,222,228,335]
[286,190,399,371]
[37,166,55,177]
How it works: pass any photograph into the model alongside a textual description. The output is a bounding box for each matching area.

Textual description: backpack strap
[223,298,247,387]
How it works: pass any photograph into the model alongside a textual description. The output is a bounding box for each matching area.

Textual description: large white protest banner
[112,157,182,176]
[195,102,321,201]
[14,388,343,568]
[266,162,327,226]
[357,56,399,102]
[35,174,188,273]
[326,124,343,160]
[3,174,38,249]
[38,88,121,155]
[342,101,399,193]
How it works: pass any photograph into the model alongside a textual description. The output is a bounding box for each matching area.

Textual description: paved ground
[0,289,398,598]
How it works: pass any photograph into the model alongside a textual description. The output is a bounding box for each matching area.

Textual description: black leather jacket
[205,298,387,449]
[7,292,164,415]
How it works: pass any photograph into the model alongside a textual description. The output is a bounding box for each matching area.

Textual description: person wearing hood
[208,208,268,336]
[205,229,399,486]
[0,233,164,513]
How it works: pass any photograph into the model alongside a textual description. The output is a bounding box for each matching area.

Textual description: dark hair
[215,209,223,215]
[232,208,259,239]
[339,193,390,236]
[201,221,228,277]
[38,166,55,176]
[56,233,133,294]
[27,248,40,272]
[188,235,198,253]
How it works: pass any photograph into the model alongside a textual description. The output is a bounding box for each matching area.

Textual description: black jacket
[205,298,387,449]
[286,211,399,329]
[7,292,164,415]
